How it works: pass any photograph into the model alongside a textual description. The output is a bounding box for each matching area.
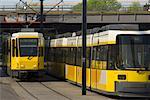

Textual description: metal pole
[82,0,87,95]
[40,0,44,33]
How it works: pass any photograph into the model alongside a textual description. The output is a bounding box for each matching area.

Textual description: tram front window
[117,35,150,70]
[19,38,38,57]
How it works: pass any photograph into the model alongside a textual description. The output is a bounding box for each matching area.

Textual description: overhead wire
[19,0,39,14]
[45,0,63,14]
[7,0,64,27]
[28,0,64,27]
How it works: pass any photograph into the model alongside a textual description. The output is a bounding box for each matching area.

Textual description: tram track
[16,81,72,100]
[40,82,72,100]
[17,82,39,100]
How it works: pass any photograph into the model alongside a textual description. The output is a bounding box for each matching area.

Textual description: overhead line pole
[82,0,87,95]
[40,0,44,33]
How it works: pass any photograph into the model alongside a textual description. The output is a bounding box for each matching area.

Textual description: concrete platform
[0,73,114,100]
[11,75,113,100]
[1,67,148,100]
[0,67,20,100]
[0,83,20,100]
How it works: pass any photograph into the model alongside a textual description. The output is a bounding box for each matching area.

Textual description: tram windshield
[117,35,150,70]
[19,38,38,57]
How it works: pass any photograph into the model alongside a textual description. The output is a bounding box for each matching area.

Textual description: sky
[0,0,149,6]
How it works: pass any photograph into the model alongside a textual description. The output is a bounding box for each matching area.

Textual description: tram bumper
[115,82,150,98]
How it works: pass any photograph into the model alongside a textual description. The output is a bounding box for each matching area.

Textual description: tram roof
[50,30,150,47]
[12,32,43,38]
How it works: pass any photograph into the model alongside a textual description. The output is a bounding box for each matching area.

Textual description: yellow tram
[6,32,44,78]
[48,29,150,97]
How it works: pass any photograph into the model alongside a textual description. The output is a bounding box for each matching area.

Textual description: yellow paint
[95,61,107,69]
[91,69,97,89]
[65,65,91,87]
[11,56,44,70]
[86,68,91,87]
[65,64,77,82]
[93,41,116,46]
[96,70,150,92]
[76,66,82,84]
[60,41,116,48]
[76,67,91,86]
[91,60,96,68]
[65,65,150,93]
[17,36,39,38]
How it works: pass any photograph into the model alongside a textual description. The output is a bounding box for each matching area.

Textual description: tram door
[11,39,17,70]
[38,39,44,70]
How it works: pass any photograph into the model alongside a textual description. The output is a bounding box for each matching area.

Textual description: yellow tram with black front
[47,29,150,98]
[6,32,44,78]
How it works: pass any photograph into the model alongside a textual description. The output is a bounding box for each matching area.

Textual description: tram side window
[56,48,59,63]
[50,48,55,62]
[58,48,61,63]
[55,48,58,62]
[67,48,71,64]
[67,48,74,65]
[96,45,108,70]
[72,48,76,65]
[58,48,63,63]
[41,47,43,56]
[65,48,77,65]
[62,48,66,63]
[53,48,56,62]
[61,48,65,63]
[91,47,97,68]
[76,48,81,66]
[86,47,91,68]
[47,48,50,61]
[6,40,9,55]
[12,39,15,57]
[16,39,18,57]
[107,45,118,70]
[65,48,69,64]
[69,48,73,65]
[56,48,60,63]
[52,48,54,62]
[56,48,59,62]
[51,48,54,62]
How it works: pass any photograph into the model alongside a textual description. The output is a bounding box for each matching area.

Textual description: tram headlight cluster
[33,64,37,69]
[20,64,25,69]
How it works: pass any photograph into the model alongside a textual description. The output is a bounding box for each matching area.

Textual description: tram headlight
[118,75,126,80]
[20,64,25,68]
[33,65,37,68]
